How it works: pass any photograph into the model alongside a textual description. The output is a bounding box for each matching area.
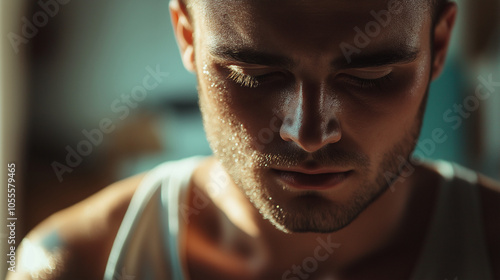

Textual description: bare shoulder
[6,173,146,280]
[477,173,500,278]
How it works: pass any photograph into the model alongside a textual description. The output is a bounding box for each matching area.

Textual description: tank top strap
[104,156,204,280]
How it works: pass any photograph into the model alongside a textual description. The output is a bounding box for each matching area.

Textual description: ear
[430,2,457,81]
[170,0,196,72]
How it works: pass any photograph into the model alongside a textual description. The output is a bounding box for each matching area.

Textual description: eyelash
[228,70,261,88]
[228,68,394,90]
[344,73,393,90]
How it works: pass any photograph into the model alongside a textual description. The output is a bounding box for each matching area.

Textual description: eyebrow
[209,46,295,68]
[209,45,420,70]
[334,47,420,69]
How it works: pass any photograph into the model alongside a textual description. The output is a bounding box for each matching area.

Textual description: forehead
[193,0,430,63]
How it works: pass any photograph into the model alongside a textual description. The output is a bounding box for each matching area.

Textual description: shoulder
[423,161,500,276]
[6,173,146,280]
[477,173,500,278]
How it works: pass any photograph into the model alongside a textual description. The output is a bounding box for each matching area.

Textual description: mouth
[272,168,352,190]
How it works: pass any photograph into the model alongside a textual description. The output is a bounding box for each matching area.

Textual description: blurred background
[1,0,499,276]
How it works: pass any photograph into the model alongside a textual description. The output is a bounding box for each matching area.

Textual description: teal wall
[417,58,468,166]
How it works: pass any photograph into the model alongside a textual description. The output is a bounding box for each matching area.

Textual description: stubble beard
[199,78,428,234]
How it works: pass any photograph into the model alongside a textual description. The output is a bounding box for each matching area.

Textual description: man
[9,0,500,279]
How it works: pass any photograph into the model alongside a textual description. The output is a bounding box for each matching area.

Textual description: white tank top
[104,158,493,280]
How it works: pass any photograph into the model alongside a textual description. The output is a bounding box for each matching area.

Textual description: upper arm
[6,173,146,280]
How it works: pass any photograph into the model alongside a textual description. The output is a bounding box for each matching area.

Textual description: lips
[272,168,351,190]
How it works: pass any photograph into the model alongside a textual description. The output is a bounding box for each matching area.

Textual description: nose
[279,81,341,153]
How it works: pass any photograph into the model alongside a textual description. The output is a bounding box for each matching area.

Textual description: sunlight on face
[193,0,433,233]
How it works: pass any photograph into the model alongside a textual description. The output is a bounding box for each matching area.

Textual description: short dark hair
[176,0,449,24]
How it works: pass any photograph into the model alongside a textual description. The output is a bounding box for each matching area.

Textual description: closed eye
[227,65,281,88]
[342,73,393,90]
[228,70,260,88]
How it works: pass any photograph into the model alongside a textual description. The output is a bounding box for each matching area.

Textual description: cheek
[342,61,430,156]
[199,63,282,149]
[197,64,271,155]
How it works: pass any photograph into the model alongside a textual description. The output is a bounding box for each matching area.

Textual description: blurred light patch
[18,239,62,279]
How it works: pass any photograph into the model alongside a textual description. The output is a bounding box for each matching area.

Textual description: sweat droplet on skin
[202,64,211,78]
[199,61,295,232]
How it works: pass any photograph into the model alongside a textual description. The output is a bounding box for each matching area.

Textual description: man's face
[192,0,432,233]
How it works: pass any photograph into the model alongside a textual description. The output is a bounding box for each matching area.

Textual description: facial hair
[198,69,428,234]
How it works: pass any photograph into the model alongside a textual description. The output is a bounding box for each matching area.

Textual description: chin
[257,193,360,234]
[258,176,390,234]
